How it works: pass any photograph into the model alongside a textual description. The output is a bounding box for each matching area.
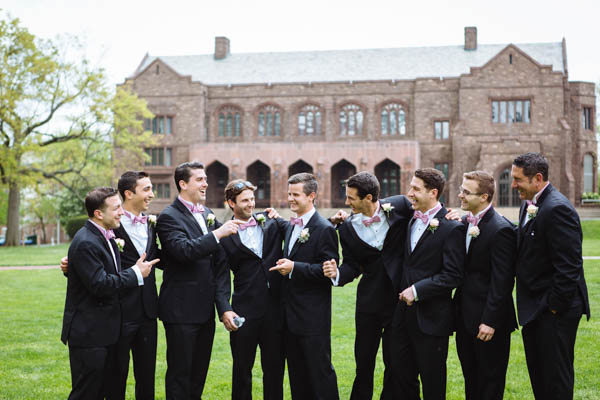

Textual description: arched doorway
[498,167,521,207]
[375,159,401,199]
[206,161,228,208]
[288,160,313,177]
[331,159,357,207]
[247,161,271,208]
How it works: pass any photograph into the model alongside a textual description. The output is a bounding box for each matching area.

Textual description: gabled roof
[133,42,564,85]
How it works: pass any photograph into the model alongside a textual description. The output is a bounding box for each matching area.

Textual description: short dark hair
[174,162,205,192]
[288,172,318,196]
[463,170,495,202]
[118,171,149,199]
[224,179,257,204]
[513,152,549,181]
[414,168,446,200]
[85,187,119,218]
[346,171,380,202]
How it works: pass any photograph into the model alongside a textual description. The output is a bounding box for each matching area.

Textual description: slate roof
[134,42,564,85]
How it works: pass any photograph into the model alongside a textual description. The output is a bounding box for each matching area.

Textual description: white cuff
[288,263,294,279]
[331,268,340,286]
[131,265,145,286]
[411,285,418,302]
[212,231,220,243]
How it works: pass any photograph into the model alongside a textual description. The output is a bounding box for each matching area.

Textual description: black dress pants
[68,345,114,400]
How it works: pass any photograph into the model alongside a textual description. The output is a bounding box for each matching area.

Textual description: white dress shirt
[121,210,149,257]
[287,206,316,279]
[238,217,264,258]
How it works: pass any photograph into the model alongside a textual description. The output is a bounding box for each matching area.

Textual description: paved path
[1,257,600,270]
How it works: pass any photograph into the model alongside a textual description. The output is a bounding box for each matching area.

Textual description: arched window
[375,159,401,198]
[339,104,364,136]
[258,105,281,136]
[217,106,242,137]
[288,160,313,177]
[247,161,271,208]
[498,168,521,207]
[583,154,594,193]
[298,105,322,136]
[331,159,357,207]
[206,161,229,208]
[381,103,406,135]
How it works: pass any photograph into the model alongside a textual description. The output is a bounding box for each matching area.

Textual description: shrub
[65,215,88,239]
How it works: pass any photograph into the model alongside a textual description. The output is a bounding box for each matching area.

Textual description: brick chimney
[214,36,230,60]
[464,27,477,51]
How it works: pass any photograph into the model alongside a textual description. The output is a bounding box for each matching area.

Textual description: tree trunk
[39,218,47,244]
[5,182,21,246]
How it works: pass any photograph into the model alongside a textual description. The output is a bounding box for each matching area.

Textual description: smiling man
[455,171,517,400]
[511,153,590,400]
[270,172,340,400]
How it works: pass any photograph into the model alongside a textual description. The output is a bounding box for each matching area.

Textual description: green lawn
[0,260,599,399]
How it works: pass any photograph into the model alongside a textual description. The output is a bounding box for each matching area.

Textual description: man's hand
[322,259,338,279]
[264,208,280,219]
[476,323,495,342]
[221,310,240,332]
[329,210,349,225]
[213,219,244,240]
[445,208,462,221]
[60,256,68,274]
[135,252,160,278]
[399,286,415,306]
[269,258,294,276]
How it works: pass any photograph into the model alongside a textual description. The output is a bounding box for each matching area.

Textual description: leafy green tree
[0,12,153,245]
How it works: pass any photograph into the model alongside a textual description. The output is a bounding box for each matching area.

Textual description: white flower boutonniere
[526,204,538,221]
[428,218,440,233]
[115,238,125,252]
[207,213,216,227]
[256,214,266,227]
[468,226,480,238]
[381,203,394,217]
[148,214,157,227]
[298,228,310,243]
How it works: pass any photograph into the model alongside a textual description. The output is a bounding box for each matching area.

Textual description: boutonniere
[526,204,538,220]
[428,218,439,233]
[298,228,310,243]
[381,203,394,217]
[148,214,157,227]
[255,214,266,227]
[206,213,216,227]
[468,226,480,238]
[115,238,125,252]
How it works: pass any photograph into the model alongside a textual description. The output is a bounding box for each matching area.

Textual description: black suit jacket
[281,210,339,336]
[61,221,139,346]
[113,218,161,322]
[337,195,413,314]
[455,207,518,335]
[156,199,231,324]
[395,207,466,336]
[219,212,284,322]
[516,183,590,326]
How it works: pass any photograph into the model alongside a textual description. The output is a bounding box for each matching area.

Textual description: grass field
[0,221,598,399]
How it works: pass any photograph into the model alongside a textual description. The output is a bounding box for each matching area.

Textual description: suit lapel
[410,207,445,256]
[467,207,495,256]
[346,215,380,253]
[288,211,318,259]
[86,222,118,273]
[232,228,259,258]
[174,199,204,236]
[283,223,294,258]
[114,225,136,255]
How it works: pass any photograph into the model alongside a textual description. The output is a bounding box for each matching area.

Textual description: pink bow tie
[239,218,257,231]
[526,200,535,206]
[183,202,204,214]
[466,214,480,226]
[363,215,381,227]
[104,229,115,241]
[290,217,304,227]
[413,211,429,224]
[132,215,148,224]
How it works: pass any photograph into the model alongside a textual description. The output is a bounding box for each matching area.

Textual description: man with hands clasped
[270,173,340,400]
[455,171,518,400]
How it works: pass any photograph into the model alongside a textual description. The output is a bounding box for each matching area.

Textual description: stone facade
[120,29,597,213]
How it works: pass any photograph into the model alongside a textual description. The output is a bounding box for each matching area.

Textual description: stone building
[120,27,597,212]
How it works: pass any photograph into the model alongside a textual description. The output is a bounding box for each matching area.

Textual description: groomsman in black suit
[393,168,465,400]
[270,173,339,400]
[455,171,518,400]
[511,153,590,400]
[60,171,161,399]
[322,171,414,400]
[157,162,243,399]
[219,179,286,400]
[61,187,157,400]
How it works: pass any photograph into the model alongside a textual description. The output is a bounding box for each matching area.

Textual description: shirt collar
[532,182,550,204]
[89,219,109,237]
[471,202,493,219]
[178,196,203,212]
[123,209,141,220]
[425,202,442,220]
[296,206,316,226]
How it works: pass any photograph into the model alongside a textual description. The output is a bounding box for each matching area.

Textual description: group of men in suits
[61,152,589,400]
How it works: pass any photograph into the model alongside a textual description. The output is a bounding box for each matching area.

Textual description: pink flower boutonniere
[298,228,310,243]
[428,218,439,233]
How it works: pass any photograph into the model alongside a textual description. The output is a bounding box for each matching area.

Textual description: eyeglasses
[458,186,482,196]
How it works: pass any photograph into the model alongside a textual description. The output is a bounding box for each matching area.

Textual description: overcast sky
[3,0,599,88]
